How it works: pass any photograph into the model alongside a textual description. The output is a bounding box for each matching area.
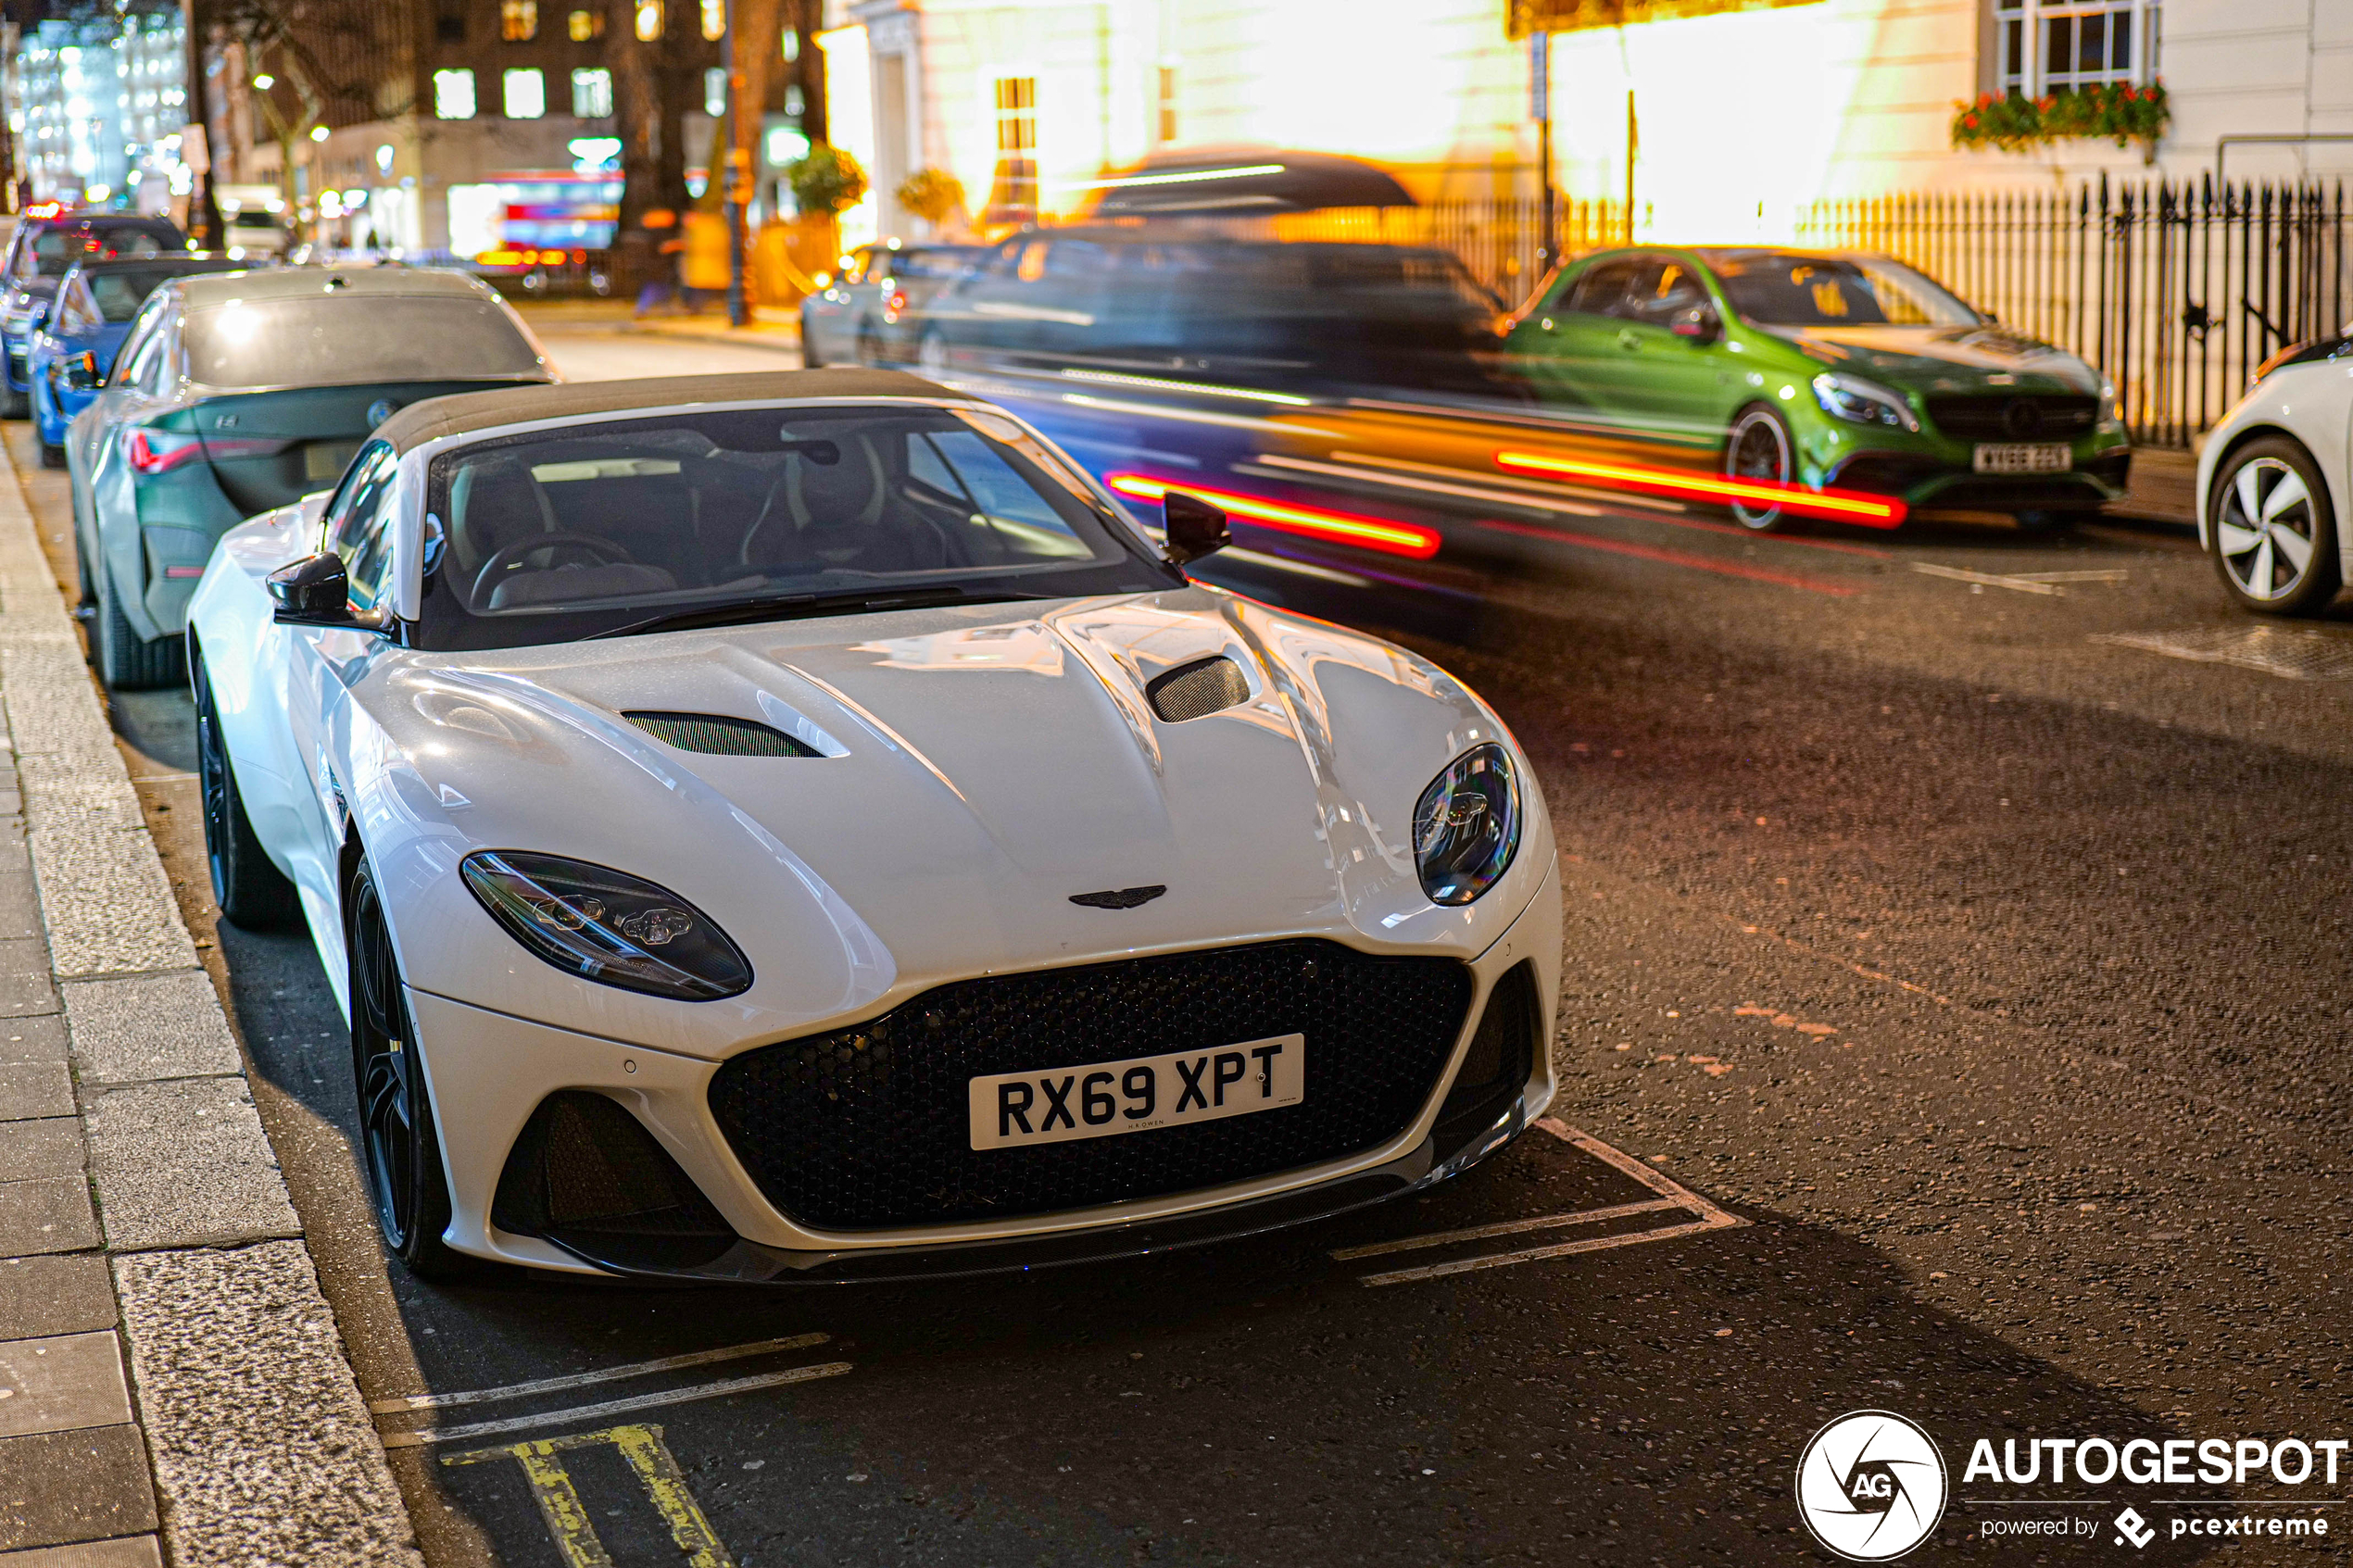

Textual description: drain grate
[2093,625,2353,681]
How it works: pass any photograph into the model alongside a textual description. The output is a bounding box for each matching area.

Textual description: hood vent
[625,711,820,758]
[1146,657,1251,723]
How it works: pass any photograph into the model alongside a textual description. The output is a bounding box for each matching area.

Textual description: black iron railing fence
[1796,180,2352,449]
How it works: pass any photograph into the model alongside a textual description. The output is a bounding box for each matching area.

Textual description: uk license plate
[968,1035,1305,1151]
[1972,442,2070,474]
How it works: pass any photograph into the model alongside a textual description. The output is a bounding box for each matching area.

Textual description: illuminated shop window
[572,67,612,119]
[1156,65,1177,143]
[635,1,663,42]
[569,7,605,40]
[1994,0,2159,94]
[701,0,725,40]
[704,66,727,118]
[501,0,538,42]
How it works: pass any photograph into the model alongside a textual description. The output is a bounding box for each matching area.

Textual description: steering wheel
[472,533,635,601]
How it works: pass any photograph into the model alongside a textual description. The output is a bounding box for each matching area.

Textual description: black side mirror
[1669,306,1721,345]
[1162,491,1230,566]
[267,552,378,628]
[56,352,97,393]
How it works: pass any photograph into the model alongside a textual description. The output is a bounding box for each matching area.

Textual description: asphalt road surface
[17,320,2352,1565]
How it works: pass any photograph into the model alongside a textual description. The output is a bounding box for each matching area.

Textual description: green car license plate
[1972,442,2070,474]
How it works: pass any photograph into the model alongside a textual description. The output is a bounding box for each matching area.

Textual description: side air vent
[492,1090,738,1272]
[1146,657,1252,723]
[625,711,819,757]
[1431,960,1541,1158]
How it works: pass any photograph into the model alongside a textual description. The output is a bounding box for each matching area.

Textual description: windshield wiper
[585,583,1059,641]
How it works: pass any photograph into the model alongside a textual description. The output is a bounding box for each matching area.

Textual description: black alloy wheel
[1725,404,1797,533]
[38,441,63,470]
[94,557,182,690]
[69,513,96,611]
[348,856,465,1277]
[192,650,299,929]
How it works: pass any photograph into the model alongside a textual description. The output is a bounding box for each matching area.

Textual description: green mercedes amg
[1504,247,2132,530]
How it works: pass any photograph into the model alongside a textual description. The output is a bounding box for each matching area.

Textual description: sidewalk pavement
[0,443,419,1562]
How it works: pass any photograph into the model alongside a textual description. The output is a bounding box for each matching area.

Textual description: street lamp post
[724,0,748,328]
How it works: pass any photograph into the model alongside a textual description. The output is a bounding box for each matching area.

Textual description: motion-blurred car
[30,253,255,467]
[2196,330,2352,615]
[0,211,185,417]
[66,267,555,689]
[184,369,1559,1282]
[799,242,985,368]
[913,229,1515,402]
[1505,247,2132,530]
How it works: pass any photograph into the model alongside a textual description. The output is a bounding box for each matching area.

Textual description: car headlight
[1413,744,1522,906]
[2097,379,2120,425]
[460,850,752,1000]
[1811,372,1919,433]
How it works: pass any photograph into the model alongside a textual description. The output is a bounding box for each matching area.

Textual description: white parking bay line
[1910,562,2064,596]
[1328,1197,1685,1261]
[368,1332,832,1414]
[1345,1120,1743,1287]
[377,1361,853,1449]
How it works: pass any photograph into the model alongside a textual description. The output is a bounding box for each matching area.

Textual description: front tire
[1725,404,1797,533]
[193,649,299,929]
[0,381,26,420]
[38,441,63,470]
[799,312,824,369]
[94,558,182,690]
[2211,436,2340,615]
[348,856,466,1279]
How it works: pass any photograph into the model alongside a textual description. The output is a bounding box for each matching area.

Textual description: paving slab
[0,1067,69,1125]
[0,1259,113,1341]
[113,1245,421,1568]
[0,1019,65,1067]
[0,1183,97,1260]
[0,1124,79,1185]
[0,1536,162,1568]
[0,1427,155,1553]
[0,877,43,948]
[0,1333,130,1440]
[20,828,194,985]
[60,976,239,1087]
[79,1082,296,1251]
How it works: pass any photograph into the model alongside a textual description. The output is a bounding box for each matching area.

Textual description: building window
[1994,0,2159,94]
[704,66,727,119]
[433,68,476,119]
[572,67,612,119]
[504,68,546,119]
[568,7,604,40]
[634,0,662,42]
[984,76,1038,222]
[436,0,466,42]
[700,0,724,40]
[1155,65,1177,143]
[501,0,537,41]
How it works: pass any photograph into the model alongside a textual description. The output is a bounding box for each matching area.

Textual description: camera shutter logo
[1794,1411,1948,1561]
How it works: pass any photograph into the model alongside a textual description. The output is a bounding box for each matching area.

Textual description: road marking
[1909,562,2063,596]
[1345,1121,1743,1286]
[1476,518,1861,596]
[2004,569,2130,583]
[367,1333,832,1414]
[445,1422,735,1568]
[379,1361,851,1449]
[1328,1196,1684,1260]
[2093,625,2353,681]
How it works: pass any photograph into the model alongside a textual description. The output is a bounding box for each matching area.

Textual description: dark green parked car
[1504,247,2132,530]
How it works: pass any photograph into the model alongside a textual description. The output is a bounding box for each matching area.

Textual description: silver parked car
[799,243,986,369]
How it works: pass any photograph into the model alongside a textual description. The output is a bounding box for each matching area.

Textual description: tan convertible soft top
[373,368,960,456]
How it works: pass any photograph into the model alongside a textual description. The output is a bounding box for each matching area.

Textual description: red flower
[1980,93,1995,107]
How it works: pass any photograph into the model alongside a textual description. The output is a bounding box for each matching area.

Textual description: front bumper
[409,859,1564,1282]
[1823,440,2131,514]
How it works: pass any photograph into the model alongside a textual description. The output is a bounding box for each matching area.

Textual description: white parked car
[2198,331,2353,613]
[187,370,1562,1282]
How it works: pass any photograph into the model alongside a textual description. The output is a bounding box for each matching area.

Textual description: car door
[1613,255,1730,446]
[1517,257,1642,426]
[283,441,401,879]
[82,295,176,605]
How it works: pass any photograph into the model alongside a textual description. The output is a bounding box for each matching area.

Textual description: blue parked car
[0,211,183,418]
[31,254,254,467]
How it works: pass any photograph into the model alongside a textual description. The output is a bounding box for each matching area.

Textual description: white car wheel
[2212,438,2340,616]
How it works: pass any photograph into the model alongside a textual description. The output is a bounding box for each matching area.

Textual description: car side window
[325,443,400,612]
[136,323,179,394]
[1628,258,1707,325]
[1563,259,1640,319]
[113,304,167,391]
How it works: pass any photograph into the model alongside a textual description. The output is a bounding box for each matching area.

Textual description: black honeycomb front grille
[708,940,1473,1230]
[1923,394,2099,441]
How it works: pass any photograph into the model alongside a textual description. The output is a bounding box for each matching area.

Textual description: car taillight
[128,428,204,475]
[887,290,908,313]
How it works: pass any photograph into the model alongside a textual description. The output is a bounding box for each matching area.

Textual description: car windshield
[21,224,176,279]
[416,405,1178,651]
[1708,253,1980,328]
[182,295,543,387]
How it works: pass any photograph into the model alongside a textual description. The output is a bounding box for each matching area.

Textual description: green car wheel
[1726,406,1795,532]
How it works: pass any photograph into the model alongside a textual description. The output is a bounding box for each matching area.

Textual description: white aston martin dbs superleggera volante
[187,370,1562,1282]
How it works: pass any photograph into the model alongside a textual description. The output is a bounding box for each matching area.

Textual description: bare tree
[197,0,406,239]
